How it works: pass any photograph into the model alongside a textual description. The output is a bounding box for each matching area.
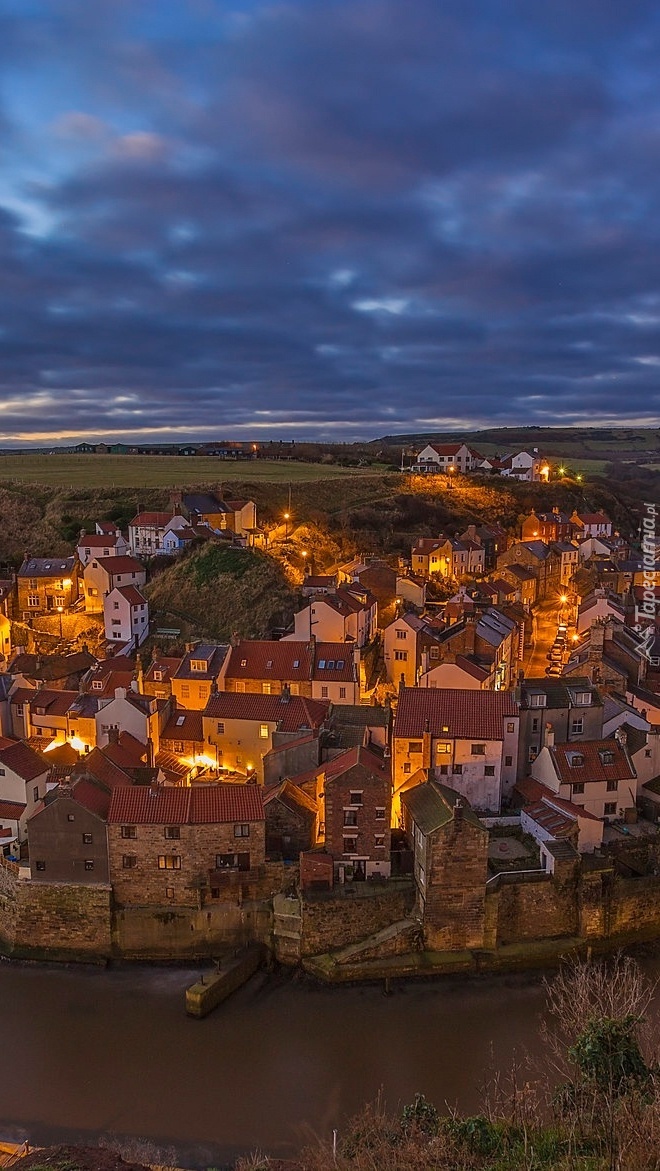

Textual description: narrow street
[524,596,567,678]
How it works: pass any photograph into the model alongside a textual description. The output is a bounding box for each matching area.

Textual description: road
[524,597,567,678]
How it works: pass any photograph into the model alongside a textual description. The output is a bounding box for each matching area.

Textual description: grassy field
[0,454,382,487]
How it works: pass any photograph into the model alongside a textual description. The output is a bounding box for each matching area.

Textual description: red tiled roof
[78,747,134,791]
[574,512,611,525]
[130,511,173,526]
[103,732,148,769]
[323,744,391,781]
[0,799,26,820]
[263,780,318,816]
[71,778,111,819]
[93,556,145,574]
[16,689,78,716]
[225,640,312,680]
[108,783,264,824]
[0,740,48,781]
[549,739,635,786]
[113,585,148,606]
[162,710,204,742]
[516,776,600,821]
[454,654,490,681]
[145,657,182,682]
[314,643,356,682]
[204,692,329,733]
[394,687,518,740]
[78,534,122,548]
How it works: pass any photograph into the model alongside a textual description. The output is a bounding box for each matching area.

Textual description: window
[408,741,422,754]
[343,838,357,854]
[82,833,93,845]
[173,740,184,754]
[344,811,358,827]
[599,750,615,765]
[507,722,515,733]
[234,823,250,838]
[190,659,206,673]
[28,578,38,590]
[113,601,119,610]
[164,826,180,840]
[396,629,407,639]
[84,860,94,871]
[436,742,451,755]
[394,650,408,661]
[27,594,40,607]
[529,693,546,708]
[569,754,584,767]
[572,782,585,795]
[604,802,617,816]
[121,825,137,839]
[35,861,46,871]
[403,762,411,774]
[122,855,137,869]
[439,764,448,775]
[216,721,225,734]
[505,755,513,767]
[471,744,486,755]
[452,763,463,774]
[349,792,363,806]
[92,680,103,691]
[153,670,163,682]
[374,835,385,848]
[262,682,272,695]
[375,807,385,820]
[67,813,75,822]
[571,718,584,735]
[33,786,39,802]
[485,765,495,776]
[158,855,181,870]
[339,687,346,699]
[180,685,189,699]
[321,686,328,698]
[575,691,592,706]
[606,779,618,792]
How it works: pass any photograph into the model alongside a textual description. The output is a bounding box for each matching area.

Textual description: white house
[411,443,481,474]
[104,585,149,647]
[500,451,547,482]
[128,511,188,556]
[84,556,147,613]
[76,530,130,567]
[94,687,168,752]
[282,587,377,648]
[0,739,51,841]
[530,730,637,824]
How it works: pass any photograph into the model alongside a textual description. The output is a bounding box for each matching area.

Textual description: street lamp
[283,512,290,539]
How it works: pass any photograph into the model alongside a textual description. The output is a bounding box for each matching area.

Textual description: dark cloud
[0,0,659,440]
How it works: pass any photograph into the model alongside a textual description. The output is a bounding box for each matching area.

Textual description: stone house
[17,556,80,621]
[160,709,205,763]
[28,779,111,883]
[263,781,318,860]
[497,540,561,601]
[220,638,360,705]
[107,784,265,907]
[401,778,488,950]
[459,524,508,571]
[143,655,183,699]
[521,509,572,543]
[392,687,520,817]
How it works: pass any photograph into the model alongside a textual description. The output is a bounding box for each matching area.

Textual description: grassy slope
[145,544,298,641]
[0,455,379,488]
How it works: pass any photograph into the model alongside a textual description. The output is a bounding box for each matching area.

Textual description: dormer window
[529,694,547,708]
[574,691,592,706]
[176,715,186,727]
[600,750,615,765]
[190,660,206,673]
[240,659,247,667]
[92,681,103,691]
[153,670,163,682]
[569,753,584,767]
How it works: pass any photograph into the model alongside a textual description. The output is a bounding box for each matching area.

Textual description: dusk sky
[2,0,660,443]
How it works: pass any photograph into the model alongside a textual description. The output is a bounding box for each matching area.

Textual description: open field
[0,454,382,488]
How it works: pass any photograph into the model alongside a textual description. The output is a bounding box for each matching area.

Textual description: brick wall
[423,814,489,951]
[324,760,391,869]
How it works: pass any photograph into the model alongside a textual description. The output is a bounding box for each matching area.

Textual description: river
[0,958,658,1168]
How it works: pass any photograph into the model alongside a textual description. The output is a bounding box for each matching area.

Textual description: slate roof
[395,687,517,740]
[520,677,602,709]
[173,643,228,681]
[18,556,76,578]
[108,783,264,824]
[402,778,485,834]
[330,704,390,728]
[9,651,96,682]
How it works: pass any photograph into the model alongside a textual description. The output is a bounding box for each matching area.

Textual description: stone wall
[114,898,274,959]
[492,873,578,946]
[0,860,112,960]
[299,881,414,958]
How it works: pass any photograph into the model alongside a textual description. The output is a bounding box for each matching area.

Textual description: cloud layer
[0,0,660,441]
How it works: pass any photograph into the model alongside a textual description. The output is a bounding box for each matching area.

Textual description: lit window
[158,855,181,870]
[259,724,269,739]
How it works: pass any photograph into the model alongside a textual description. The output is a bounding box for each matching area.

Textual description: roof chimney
[453,795,464,824]
[544,722,555,748]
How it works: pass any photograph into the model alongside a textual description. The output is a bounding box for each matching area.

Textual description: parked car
[546,664,562,676]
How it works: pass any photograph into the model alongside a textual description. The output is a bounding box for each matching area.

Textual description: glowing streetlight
[558,466,566,476]
[283,511,290,538]
[576,473,583,482]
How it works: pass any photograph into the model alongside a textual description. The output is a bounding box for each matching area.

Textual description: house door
[353,859,366,881]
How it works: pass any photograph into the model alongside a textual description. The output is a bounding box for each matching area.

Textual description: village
[0,440,657,976]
